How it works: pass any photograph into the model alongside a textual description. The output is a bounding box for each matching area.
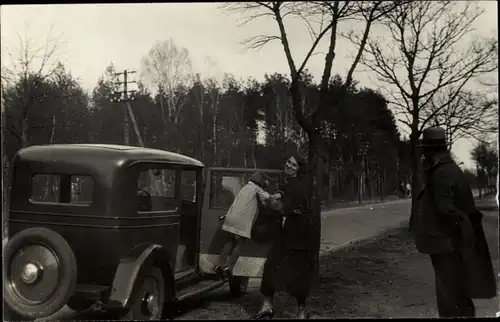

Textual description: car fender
[107,243,174,308]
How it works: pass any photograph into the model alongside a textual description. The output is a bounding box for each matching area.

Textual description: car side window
[70,176,93,204]
[31,174,94,205]
[32,174,60,203]
[137,168,177,212]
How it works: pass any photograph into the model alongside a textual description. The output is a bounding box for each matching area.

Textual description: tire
[3,227,77,320]
[4,300,34,321]
[122,266,165,320]
[229,275,249,298]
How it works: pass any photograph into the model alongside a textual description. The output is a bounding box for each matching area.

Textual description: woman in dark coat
[253,155,321,319]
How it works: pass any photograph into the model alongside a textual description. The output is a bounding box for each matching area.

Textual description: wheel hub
[9,244,60,303]
[142,293,158,316]
[20,262,42,284]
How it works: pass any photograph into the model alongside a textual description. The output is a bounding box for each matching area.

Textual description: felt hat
[417,126,450,148]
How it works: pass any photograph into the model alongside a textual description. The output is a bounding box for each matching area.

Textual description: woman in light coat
[214,172,279,278]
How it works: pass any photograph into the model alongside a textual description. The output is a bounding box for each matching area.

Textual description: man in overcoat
[409,126,497,317]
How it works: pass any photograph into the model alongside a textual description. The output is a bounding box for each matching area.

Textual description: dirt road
[172,207,498,319]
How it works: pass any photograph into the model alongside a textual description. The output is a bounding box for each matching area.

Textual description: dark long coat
[260,175,321,298]
[409,154,497,299]
[277,176,321,251]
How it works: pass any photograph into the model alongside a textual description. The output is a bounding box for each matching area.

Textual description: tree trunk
[21,118,29,148]
[336,171,341,198]
[227,119,232,167]
[43,116,57,200]
[252,143,257,168]
[367,166,373,199]
[212,109,218,165]
[328,171,334,203]
[159,94,167,149]
[199,87,205,161]
[358,156,365,204]
[410,133,422,215]
[308,133,322,220]
[379,171,384,200]
[49,116,56,145]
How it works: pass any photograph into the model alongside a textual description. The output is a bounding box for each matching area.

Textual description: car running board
[66,300,104,319]
[175,279,227,302]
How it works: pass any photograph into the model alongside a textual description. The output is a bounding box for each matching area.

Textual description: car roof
[16,144,205,168]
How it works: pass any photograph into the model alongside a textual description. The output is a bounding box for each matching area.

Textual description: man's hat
[417,126,450,148]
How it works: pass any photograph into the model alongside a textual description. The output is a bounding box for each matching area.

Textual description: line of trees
[2,55,411,205]
[470,141,498,197]
[2,1,497,218]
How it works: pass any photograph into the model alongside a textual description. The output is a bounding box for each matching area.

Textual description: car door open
[198,168,283,277]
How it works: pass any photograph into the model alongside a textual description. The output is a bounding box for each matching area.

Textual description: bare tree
[1,25,64,147]
[471,140,498,196]
[222,1,401,216]
[196,57,223,162]
[349,1,498,210]
[140,39,194,151]
[425,89,498,147]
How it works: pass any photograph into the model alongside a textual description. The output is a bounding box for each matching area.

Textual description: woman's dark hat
[417,126,450,148]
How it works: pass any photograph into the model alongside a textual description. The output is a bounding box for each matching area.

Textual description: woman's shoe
[221,266,232,280]
[251,308,275,320]
[213,265,225,279]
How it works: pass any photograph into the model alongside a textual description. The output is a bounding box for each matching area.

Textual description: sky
[1,2,498,169]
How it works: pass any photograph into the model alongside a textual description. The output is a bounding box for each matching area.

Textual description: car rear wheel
[229,275,249,297]
[4,300,33,321]
[3,227,77,320]
[122,266,165,320]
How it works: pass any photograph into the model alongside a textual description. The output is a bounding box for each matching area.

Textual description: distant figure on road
[399,181,406,198]
[253,154,320,320]
[406,182,412,198]
[409,126,497,318]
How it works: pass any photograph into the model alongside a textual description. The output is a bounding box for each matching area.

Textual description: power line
[110,70,137,103]
[109,70,145,147]
[110,70,137,145]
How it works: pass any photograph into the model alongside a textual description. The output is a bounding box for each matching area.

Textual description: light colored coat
[221,181,270,238]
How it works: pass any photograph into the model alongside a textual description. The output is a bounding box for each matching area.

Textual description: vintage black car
[3,144,283,320]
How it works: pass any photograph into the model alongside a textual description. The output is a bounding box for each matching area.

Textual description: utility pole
[110,69,160,194]
[111,70,139,145]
